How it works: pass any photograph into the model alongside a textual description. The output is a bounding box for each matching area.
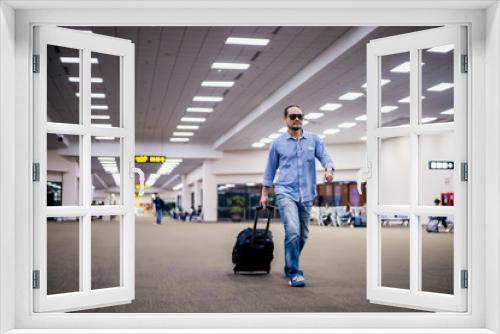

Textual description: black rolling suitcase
[232,205,274,274]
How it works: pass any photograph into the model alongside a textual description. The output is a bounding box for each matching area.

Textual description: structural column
[194,180,202,208]
[202,160,217,221]
[181,175,190,210]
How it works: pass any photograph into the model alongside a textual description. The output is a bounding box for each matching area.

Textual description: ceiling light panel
[91,105,108,110]
[440,108,454,115]
[391,61,410,73]
[177,125,199,130]
[427,83,454,92]
[355,115,367,121]
[211,62,250,70]
[268,133,281,139]
[225,37,270,46]
[421,117,437,123]
[60,57,98,64]
[170,138,190,142]
[319,103,342,111]
[181,117,206,123]
[304,112,324,120]
[381,106,398,113]
[193,96,223,102]
[252,142,265,148]
[338,122,356,128]
[338,92,364,100]
[76,92,106,98]
[186,107,214,113]
[323,129,340,135]
[69,77,103,83]
[201,81,234,88]
[91,115,110,120]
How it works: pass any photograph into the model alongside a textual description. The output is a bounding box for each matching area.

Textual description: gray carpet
[46,216,453,313]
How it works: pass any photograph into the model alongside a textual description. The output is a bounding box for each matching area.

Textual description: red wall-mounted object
[441,192,454,206]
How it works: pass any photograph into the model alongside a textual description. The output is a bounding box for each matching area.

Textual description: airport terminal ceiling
[47,26,452,192]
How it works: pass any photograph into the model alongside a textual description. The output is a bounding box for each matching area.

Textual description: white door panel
[33,26,136,312]
[366,26,467,312]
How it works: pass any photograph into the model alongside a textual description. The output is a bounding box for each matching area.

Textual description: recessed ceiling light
[173,132,194,137]
[362,79,390,88]
[92,124,112,127]
[246,183,256,186]
[69,77,103,83]
[170,138,190,142]
[319,103,342,111]
[91,105,108,110]
[252,142,266,148]
[440,108,454,115]
[360,136,367,141]
[304,112,324,120]
[260,138,273,144]
[427,44,454,53]
[427,83,454,92]
[225,37,270,46]
[181,117,206,123]
[421,117,437,123]
[278,127,287,133]
[338,92,364,100]
[391,61,411,73]
[95,136,115,140]
[60,57,98,64]
[201,81,234,87]
[268,133,281,139]
[355,115,367,121]
[318,134,326,139]
[323,128,340,135]
[91,115,110,120]
[186,107,214,113]
[193,96,223,102]
[391,61,425,73]
[76,92,106,98]
[396,123,410,128]
[398,96,426,103]
[98,157,115,161]
[381,105,398,113]
[211,62,250,70]
[338,122,356,128]
[302,120,309,126]
[177,125,199,130]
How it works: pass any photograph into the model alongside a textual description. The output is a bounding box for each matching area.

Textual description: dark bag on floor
[426,218,439,233]
[232,205,274,274]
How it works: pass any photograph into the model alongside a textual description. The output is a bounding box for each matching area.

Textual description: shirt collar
[286,129,308,140]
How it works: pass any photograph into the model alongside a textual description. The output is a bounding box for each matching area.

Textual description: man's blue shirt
[263,130,334,202]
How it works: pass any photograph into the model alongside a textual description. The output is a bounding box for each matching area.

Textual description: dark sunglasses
[288,114,303,120]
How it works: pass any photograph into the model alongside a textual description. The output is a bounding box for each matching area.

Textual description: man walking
[260,105,334,287]
[151,193,164,225]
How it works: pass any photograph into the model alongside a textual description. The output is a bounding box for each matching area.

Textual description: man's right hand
[260,195,269,209]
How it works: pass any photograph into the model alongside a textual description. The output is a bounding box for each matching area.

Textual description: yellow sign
[135,155,166,163]
[135,184,149,189]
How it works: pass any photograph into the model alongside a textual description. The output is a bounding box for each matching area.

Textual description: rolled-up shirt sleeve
[315,135,335,170]
[263,142,279,187]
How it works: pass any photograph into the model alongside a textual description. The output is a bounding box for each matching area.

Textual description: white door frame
[0,2,498,333]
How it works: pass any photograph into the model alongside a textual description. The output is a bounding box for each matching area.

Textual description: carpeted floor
[46,215,454,313]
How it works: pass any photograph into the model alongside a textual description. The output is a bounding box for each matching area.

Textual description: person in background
[151,193,164,225]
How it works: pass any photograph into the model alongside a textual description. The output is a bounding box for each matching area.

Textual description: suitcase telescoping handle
[251,205,275,246]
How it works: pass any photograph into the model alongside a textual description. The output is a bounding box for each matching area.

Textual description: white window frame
[1,1,499,333]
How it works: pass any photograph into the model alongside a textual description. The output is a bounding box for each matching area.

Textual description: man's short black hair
[284,104,301,117]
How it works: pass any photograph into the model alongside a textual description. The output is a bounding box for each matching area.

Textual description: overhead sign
[135,155,166,163]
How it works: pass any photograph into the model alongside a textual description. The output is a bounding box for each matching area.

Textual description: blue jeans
[276,194,313,278]
[155,209,162,225]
